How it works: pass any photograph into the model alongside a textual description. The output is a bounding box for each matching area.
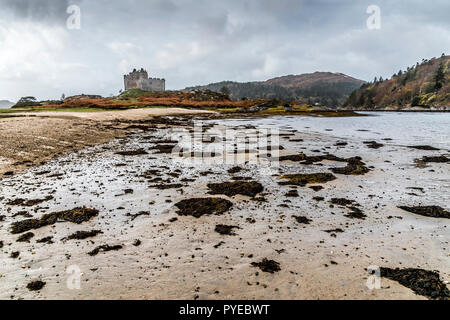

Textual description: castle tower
[124,68,165,92]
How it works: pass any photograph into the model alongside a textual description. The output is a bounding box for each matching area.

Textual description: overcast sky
[0,0,449,101]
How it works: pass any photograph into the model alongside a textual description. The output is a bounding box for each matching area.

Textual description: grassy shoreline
[1,105,366,118]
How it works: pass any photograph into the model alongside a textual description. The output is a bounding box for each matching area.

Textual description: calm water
[223,112,450,149]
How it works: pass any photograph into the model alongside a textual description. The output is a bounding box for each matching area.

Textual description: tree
[14,96,40,108]
[434,61,445,91]
[61,93,66,101]
[219,86,231,97]
[365,92,375,109]
[411,96,421,106]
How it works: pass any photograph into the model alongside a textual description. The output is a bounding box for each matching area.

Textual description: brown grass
[26,91,266,111]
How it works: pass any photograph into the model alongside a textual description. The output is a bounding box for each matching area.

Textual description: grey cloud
[0,0,79,23]
[0,0,449,101]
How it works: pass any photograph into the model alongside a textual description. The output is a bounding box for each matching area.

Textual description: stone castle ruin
[124,68,165,92]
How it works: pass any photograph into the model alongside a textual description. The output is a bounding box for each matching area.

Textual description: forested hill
[184,72,365,108]
[343,55,450,110]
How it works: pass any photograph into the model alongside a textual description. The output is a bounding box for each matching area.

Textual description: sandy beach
[0,111,449,300]
[0,108,213,176]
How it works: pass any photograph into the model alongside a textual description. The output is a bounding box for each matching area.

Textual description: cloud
[0,0,77,23]
[108,42,144,73]
[0,0,449,101]
[0,22,66,85]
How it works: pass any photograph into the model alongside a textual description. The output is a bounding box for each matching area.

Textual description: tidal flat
[0,112,449,300]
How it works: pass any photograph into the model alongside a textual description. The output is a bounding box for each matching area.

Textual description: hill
[0,100,14,109]
[343,55,450,110]
[184,72,365,108]
[9,89,362,116]
[10,90,274,111]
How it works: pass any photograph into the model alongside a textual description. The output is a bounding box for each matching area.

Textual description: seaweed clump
[27,280,46,291]
[251,258,281,273]
[115,149,148,156]
[407,145,440,151]
[36,236,54,244]
[345,206,366,220]
[285,190,299,197]
[126,211,151,221]
[279,173,336,186]
[330,198,356,206]
[17,232,34,243]
[418,155,449,163]
[175,198,233,218]
[227,166,243,174]
[293,215,312,224]
[64,230,103,241]
[380,267,450,300]
[330,157,370,176]
[363,141,384,149]
[88,244,123,256]
[149,183,184,190]
[277,153,370,176]
[278,153,346,164]
[215,224,240,235]
[398,206,449,219]
[207,181,264,197]
[6,196,53,207]
[149,144,177,154]
[10,207,99,234]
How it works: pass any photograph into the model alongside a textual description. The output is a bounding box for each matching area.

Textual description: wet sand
[0,108,213,176]
[0,114,449,300]
[4,108,214,122]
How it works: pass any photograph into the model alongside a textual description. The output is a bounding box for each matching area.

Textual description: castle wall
[124,70,165,92]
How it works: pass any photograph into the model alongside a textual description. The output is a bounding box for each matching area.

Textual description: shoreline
[0,112,448,300]
[0,108,214,176]
[341,109,450,113]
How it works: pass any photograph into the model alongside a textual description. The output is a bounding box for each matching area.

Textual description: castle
[124,68,165,92]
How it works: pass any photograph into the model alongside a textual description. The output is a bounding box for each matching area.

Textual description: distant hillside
[184,72,365,108]
[344,55,450,110]
[0,100,14,109]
